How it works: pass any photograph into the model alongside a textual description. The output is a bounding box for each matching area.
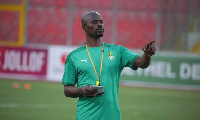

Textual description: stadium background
[0,0,200,120]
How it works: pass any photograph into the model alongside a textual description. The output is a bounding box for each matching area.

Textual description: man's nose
[97,22,103,28]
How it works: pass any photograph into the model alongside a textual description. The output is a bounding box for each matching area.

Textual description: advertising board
[0,46,47,80]
[47,46,77,81]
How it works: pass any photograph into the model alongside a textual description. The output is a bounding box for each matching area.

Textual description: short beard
[94,31,104,38]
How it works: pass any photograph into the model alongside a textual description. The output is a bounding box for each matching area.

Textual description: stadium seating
[116,12,156,48]
[26,0,159,47]
[71,9,85,45]
[27,7,68,45]
[26,0,158,47]
[0,11,19,42]
[29,0,69,7]
[118,0,158,12]
[1,0,199,52]
[21,0,198,48]
[74,0,113,8]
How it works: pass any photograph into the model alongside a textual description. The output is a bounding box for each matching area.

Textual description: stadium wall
[0,45,200,90]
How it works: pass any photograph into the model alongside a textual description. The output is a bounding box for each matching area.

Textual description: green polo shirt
[62,42,139,120]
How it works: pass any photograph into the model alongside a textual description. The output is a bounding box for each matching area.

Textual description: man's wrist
[144,52,151,57]
[77,87,84,95]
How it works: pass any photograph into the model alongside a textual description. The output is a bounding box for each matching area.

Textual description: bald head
[81,11,101,25]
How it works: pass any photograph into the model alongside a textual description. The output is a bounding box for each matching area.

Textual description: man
[62,11,156,120]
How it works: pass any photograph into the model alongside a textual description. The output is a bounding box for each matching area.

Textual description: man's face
[84,14,104,38]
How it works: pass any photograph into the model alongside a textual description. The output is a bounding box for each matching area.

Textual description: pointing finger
[146,40,155,50]
[147,40,155,46]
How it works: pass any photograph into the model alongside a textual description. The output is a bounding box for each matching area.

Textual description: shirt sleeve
[120,46,139,70]
[62,57,77,86]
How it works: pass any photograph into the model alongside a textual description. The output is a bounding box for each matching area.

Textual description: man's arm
[64,85,98,98]
[134,41,156,69]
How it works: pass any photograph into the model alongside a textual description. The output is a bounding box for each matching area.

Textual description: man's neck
[86,37,102,47]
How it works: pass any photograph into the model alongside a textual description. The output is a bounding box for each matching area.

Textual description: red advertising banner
[0,46,47,77]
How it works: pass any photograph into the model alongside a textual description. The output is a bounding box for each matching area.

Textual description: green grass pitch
[0,79,200,120]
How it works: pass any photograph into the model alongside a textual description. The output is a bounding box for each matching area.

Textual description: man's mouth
[96,28,104,32]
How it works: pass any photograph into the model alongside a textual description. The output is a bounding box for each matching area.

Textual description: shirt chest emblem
[108,52,114,60]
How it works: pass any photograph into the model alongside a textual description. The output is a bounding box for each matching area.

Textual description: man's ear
[82,25,86,31]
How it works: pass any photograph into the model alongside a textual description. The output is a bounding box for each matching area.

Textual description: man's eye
[92,21,97,24]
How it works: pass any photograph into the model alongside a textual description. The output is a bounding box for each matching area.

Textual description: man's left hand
[142,40,156,56]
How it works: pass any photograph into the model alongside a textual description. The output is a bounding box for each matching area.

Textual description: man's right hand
[142,40,156,56]
[80,85,99,98]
